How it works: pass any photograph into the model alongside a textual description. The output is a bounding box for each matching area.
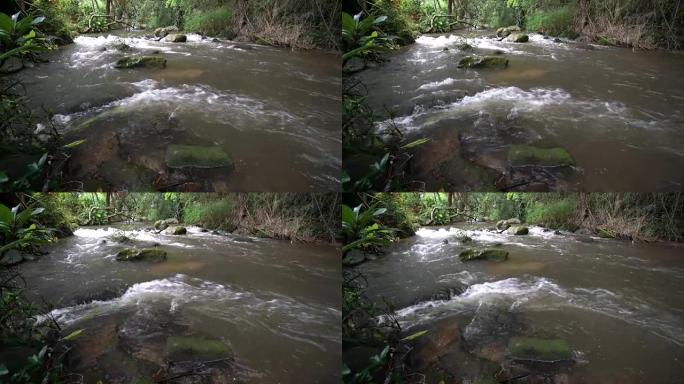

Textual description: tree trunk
[106,0,111,17]
[448,0,453,16]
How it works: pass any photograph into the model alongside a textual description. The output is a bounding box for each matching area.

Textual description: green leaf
[31,207,44,216]
[63,139,86,148]
[401,137,430,149]
[31,16,45,25]
[62,328,84,341]
[0,171,8,184]
[0,13,13,33]
[341,12,355,35]
[0,363,8,375]
[341,204,355,227]
[0,204,12,225]
[374,16,388,24]
[341,363,351,376]
[401,330,428,341]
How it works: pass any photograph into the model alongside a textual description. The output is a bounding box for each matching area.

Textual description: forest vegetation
[342,192,683,383]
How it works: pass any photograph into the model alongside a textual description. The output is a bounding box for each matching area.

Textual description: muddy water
[17,225,340,383]
[356,225,684,383]
[355,32,684,191]
[12,32,340,191]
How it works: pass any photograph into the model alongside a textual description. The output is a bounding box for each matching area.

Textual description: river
[353,31,684,191]
[15,224,341,383]
[354,224,684,383]
[10,31,341,191]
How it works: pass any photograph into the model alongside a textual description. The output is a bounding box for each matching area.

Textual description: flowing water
[354,32,684,191]
[355,224,684,383]
[15,225,340,383]
[11,32,341,191]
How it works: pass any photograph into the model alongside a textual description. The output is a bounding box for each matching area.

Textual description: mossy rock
[508,226,529,235]
[342,249,366,267]
[456,43,473,51]
[165,144,233,169]
[112,42,131,51]
[508,337,572,361]
[0,250,23,266]
[166,336,233,359]
[172,226,187,235]
[456,235,473,243]
[508,145,574,167]
[111,234,132,243]
[116,248,167,262]
[167,34,187,43]
[114,56,167,69]
[459,248,508,262]
[458,55,508,69]
[508,33,529,43]
[154,220,167,230]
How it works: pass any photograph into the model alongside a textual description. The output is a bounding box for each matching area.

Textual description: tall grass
[525,198,576,229]
[184,5,233,37]
[526,5,576,36]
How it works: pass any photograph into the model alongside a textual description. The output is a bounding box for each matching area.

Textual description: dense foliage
[345,0,684,49]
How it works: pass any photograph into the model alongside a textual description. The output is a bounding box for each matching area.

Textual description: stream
[354,224,684,383]
[353,31,684,191]
[14,224,341,383]
[10,31,341,191]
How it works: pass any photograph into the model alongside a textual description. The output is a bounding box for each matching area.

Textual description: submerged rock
[116,248,167,262]
[172,226,187,235]
[112,42,131,51]
[166,34,187,43]
[507,337,573,362]
[111,234,132,243]
[508,226,529,235]
[456,235,473,243]
[114,56,167,69]
[458,55,508,69]
[165,144,233,169]
[0,57,23,74]
[0,250,23,266]
[343,57,365,74]
[342,249,366,267]
[508,145,574,167]
[459,248,509,262]
[456,43,473,51]
[507,33,529,43]
[166,336,233,359]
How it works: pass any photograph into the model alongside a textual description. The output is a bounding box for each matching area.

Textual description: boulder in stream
[114,56,167,69]
[155,25,179,38]
[508,226,529,235]
[508,145,575,167]
[172,226,187,235]
[116,248,167,262]
[458,55,508,69]
[165,144,234,169]
[459,248,508,262]
[507,33,529,43]
[0,249,24,266]
[496,218,520,230]
[166,34,187,43]
[342,249,366,267]
[0,57,23,74]
[507,337,573,362]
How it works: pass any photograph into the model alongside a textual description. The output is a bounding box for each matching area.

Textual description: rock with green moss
[165,144,233,169]
[114,56,167,69]
[507,337,573,361]
[343,249,366,267]
[112,42,131,51]
[116,248,167,262]
[508,226,529,235]
[456,43,473,51]
[458,55,508,69]
[508,145,574,167]
[456,235,473,243]
[0,250,23,266]
[507,33,529,43]
[154,26,179,38]
[496,25,521,38]
[166,336,233,359]
[172,226,187,235]
[166,34,187,43]
[459,248,508,262]
[111,234,132,243]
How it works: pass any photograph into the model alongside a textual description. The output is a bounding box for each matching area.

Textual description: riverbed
[355,224,684,383]
[10,31,341,191]
[353,31,684,191]
[16,225,341,383]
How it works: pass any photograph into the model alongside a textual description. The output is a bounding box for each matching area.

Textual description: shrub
[184,5,233,37]
[525,4,575,36]
[526,198,576,229]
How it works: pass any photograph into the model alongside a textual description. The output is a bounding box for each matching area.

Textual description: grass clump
[526,5,576,36]
[184,5,233,37]
[526,198,576,229]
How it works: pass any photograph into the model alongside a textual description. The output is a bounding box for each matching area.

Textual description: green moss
[458,55,509,69]
[116,248,167,262]
[508,145,574,167]
[459,248,508,262]
[114,56,167,69]
[172,226,187,235]
[166,336,233,358]
[111,234,132,243]
[508,337,572,361]
[456,43,473,51]
[509,33,529,42]
[165,145,233,169]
